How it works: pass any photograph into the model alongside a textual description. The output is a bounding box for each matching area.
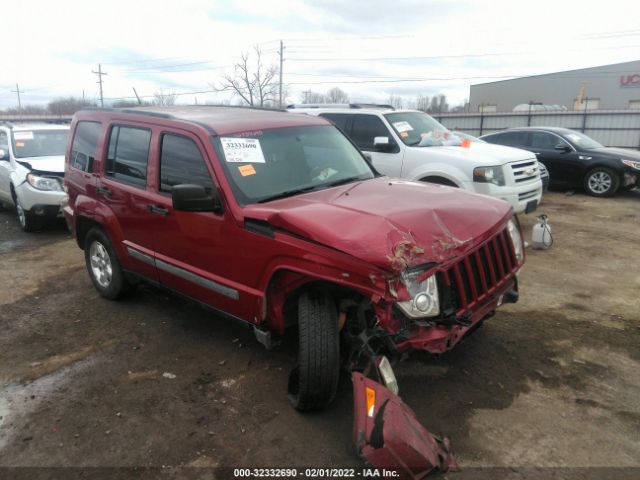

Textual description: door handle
[97,186,112,197]
[147,204,169,216]
[533,152,541,155]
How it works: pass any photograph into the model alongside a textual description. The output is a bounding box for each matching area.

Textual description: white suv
[287,105,543,214]
[0,123,70,231]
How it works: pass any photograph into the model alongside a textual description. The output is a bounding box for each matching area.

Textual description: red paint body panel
[352,372,458,478]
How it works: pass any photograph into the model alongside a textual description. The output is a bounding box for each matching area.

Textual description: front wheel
[584,167,619,197]
[288,290,340,411]
[84,227,130,300]
[15,197,43,232]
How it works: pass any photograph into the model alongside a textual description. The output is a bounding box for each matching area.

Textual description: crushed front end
[359,217,524,355]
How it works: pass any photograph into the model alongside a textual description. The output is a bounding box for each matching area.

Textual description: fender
[73,194,128,262]
[406,165,469,190]
[257,235,394,334]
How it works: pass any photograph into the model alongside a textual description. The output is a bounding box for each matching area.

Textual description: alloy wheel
[588,171,612,194]
[89,241,113,288]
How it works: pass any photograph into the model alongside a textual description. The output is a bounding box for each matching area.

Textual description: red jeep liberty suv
[64,106,524,411]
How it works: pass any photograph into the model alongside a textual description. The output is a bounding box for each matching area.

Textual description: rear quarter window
[70,121,102,172]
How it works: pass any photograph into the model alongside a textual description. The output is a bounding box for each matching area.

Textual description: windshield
[212,125,375,205]
[385,111,461,147]
[11,129,69,158]
[562,131,603,150]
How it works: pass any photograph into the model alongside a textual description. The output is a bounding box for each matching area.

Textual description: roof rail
[286,103,395,110]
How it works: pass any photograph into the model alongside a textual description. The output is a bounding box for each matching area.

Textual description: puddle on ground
[0,357,96,451]
[0,240,31,254]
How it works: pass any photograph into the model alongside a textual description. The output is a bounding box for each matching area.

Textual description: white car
[0,123,70,231]
[287,105,543,214]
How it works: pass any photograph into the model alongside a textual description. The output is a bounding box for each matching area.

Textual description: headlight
[621,159,640,170]
[396,270,440,318]
[473,166,505,186]
[507,217,524,263]
[26,173,63,191]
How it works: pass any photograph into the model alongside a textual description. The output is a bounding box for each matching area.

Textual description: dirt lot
[0,190,639,479]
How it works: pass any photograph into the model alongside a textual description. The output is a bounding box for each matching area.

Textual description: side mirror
[172,184,223,213]
[0,148,9,161]
[373,136,393,152]
[555,143,571,153]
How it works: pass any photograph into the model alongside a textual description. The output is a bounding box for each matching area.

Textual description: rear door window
[105,125,151,187]
[485,131,527,147]
[319,113,351,133]
[159,134,214,193]
[350,114,394,151]
[71,121,102,172]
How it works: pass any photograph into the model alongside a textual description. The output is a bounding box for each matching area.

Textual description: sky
[1,0,639,109]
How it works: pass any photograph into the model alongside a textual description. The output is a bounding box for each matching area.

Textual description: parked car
[481,127,640,196]
[287,104,543,214]
[449,131,486,143]
[64,106,525,412]
[0,123,70,231]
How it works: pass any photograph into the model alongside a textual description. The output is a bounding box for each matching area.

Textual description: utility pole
[278,40,284,108]
[11,83,22,112]
[132,87,142,105]
[92,64,107,107]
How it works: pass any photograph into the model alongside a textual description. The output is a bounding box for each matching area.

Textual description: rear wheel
[584,167,619,197]
[84,227,130,299]
[288,290,340,411]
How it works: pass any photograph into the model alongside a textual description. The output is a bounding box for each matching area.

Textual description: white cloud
[1,0,639,108]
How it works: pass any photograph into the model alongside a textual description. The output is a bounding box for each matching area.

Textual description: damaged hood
[16,155,65,174]
[244,177,512,271]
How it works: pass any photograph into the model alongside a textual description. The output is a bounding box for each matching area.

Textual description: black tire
[15,196,43,233]
[84,227,130,300]
[584,167,620,197]
[288,290,340,411]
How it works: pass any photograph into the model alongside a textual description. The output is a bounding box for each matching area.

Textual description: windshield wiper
[257,185,319,203]
[325,176,365,188]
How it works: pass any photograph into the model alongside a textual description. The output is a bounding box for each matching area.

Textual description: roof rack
[287,103,395,111]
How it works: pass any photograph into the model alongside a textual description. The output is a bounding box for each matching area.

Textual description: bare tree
[3,104,47,115]
[213,46,279,107]
[428,94,448,114]
[386,94,403,109]
[152,89,177,106]
[112,99,147,108]
[48,97,94,115]
[415,95,430,112]
[325,87,349,104]
[301,90,327,104]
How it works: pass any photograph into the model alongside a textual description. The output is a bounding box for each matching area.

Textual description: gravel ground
[0,190,638,479]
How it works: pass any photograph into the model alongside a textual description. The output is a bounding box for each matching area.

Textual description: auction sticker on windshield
[14,131,34,140]
[392,121,413,133]
[221,138,266,163]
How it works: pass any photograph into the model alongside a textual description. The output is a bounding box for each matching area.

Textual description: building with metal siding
[469,60,640,113]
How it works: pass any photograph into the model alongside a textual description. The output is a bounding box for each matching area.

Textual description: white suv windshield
[385,111,461,147]
[12,129,69,158]
[212,125,375,205]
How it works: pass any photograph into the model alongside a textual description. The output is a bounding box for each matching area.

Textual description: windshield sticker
[400,131,409,138]
[14,131,34,140]
[221,138,266,163]
[392,121,413,133]
[16,142,25,147]
[238,164,257,176]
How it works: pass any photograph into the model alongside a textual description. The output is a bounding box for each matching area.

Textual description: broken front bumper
[352,372,457,478]
[393,277,518,354]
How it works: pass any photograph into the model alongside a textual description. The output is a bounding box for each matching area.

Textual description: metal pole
[278,40,284,108]
[92,64,107,107]
[11,83,22,112]
[582,97,588,133]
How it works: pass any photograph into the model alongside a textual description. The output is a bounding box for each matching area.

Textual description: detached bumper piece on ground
[352,371,458,478]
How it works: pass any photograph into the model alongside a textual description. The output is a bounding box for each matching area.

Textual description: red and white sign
[620,74,640,87]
